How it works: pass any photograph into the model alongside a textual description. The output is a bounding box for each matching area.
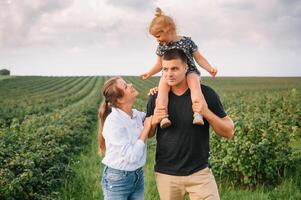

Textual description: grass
[0,75,14,81]
[218,172,301,200]
[59,139,301,200]
[60,128,103,200]
[59,131,301,200]
[59,77,301,200]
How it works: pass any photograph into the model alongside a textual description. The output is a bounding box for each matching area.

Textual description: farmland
[0,76,300,200]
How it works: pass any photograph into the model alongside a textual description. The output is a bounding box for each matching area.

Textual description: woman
[98,77,155,200]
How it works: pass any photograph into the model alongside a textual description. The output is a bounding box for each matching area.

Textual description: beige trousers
[155,167,220,200]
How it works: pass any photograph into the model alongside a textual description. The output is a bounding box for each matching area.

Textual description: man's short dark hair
[162,48,188,64]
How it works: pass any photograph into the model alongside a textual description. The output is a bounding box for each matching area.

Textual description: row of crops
[210,87,301,187]
[0,76,300,199]
[0,76,107,199]
[124,77,301,188]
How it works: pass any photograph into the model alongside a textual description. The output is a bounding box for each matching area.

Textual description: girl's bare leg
[187,73,205,125]
[157,76,171,128]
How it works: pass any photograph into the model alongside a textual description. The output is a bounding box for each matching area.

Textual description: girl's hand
[141,72,151,80]
[210,67,218,77]
[147,86,158,96]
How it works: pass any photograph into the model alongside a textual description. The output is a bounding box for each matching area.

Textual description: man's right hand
[152,106,168,126]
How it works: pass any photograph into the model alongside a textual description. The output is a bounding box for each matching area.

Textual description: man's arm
[203,110,234,139]
[193,101,234,139]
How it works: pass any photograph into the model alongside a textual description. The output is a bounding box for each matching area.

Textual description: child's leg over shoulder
[157,76,171,128]
[187,72,205,125]
[186,73,203,102]
[157,76,170,107]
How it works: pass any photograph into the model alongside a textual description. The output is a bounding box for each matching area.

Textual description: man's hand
[147,86,158,96]
[147,106,168,138]
[192,99,208,116]
[152,106,168,126]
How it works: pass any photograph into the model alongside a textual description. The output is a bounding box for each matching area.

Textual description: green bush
[0,110,97,199]
[0,69,10,75]
[210,90,301,187]
[0,77,102,199]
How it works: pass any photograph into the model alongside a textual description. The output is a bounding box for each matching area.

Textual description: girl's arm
[193,50,217,77]
[141,56,162,80]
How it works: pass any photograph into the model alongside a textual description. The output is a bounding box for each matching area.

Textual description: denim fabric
[101,166,144,200]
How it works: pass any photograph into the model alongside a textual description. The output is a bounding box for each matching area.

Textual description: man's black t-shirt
[146,84,227,176]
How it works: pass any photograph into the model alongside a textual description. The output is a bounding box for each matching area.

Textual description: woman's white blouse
[102,107,147,171]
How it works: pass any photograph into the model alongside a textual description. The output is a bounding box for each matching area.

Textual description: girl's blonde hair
[149,7,176,36]
[98,77,124,155]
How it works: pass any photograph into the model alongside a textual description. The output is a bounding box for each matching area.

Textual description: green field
[0,75,15,81]
[0,76,300,200]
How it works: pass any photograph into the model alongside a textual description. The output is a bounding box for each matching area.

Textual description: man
[147,48,234,200]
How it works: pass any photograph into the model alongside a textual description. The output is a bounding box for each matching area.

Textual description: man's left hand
[192,99,208,116]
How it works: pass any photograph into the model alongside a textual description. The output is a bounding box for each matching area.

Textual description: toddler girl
[142,8,217,128]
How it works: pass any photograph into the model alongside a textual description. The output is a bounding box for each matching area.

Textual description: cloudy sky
[0,0,300,76]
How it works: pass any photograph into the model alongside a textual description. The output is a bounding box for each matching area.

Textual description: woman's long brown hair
[98,77,124,155]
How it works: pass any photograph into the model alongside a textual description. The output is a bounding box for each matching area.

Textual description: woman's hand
[147,86,158,96]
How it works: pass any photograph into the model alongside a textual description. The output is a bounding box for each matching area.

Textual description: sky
[0,0,300,76]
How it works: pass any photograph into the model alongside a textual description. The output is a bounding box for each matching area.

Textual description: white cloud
[0,0,300,76]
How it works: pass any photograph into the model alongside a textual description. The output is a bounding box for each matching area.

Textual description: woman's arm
[140,116,152,142]
[103,117,151,164]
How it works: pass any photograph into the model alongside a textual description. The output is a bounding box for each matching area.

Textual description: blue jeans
[101,166,144,200]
